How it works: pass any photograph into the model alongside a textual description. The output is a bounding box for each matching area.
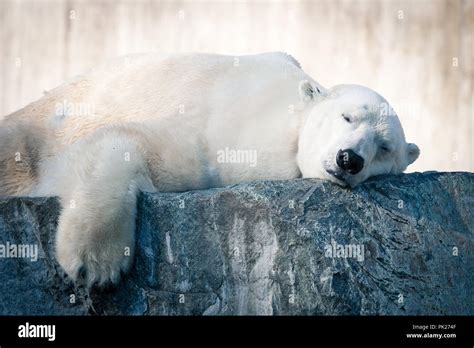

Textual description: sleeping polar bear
[0,52,420,286]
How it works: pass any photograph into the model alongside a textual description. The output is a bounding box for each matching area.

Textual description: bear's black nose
[336,149,364,175]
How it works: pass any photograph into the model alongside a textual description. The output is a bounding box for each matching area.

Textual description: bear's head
[297,83,420,187]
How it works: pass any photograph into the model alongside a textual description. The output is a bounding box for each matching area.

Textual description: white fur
[1,52,419,285]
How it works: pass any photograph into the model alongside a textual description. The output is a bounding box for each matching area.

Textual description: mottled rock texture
[0,172,472,315]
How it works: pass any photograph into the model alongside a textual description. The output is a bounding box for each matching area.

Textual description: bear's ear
[406,143,420,165]
[299,80,325,103]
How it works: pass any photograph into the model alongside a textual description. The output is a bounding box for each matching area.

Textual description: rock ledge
[0,172,472,315]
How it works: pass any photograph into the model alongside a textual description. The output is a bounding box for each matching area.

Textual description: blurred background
[0,0,472,172]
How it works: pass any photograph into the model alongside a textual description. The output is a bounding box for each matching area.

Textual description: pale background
[0,0,472,172]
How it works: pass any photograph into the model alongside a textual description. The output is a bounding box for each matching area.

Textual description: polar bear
[0,52,420,286]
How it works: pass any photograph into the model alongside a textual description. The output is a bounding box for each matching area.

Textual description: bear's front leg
[53,128,156,286]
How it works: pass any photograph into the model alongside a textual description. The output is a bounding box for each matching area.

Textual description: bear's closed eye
[342,113,351,123]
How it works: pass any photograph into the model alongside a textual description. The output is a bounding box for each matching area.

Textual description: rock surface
[0,172,472,315]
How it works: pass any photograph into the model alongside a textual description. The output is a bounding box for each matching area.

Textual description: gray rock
[0,172,472,315]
